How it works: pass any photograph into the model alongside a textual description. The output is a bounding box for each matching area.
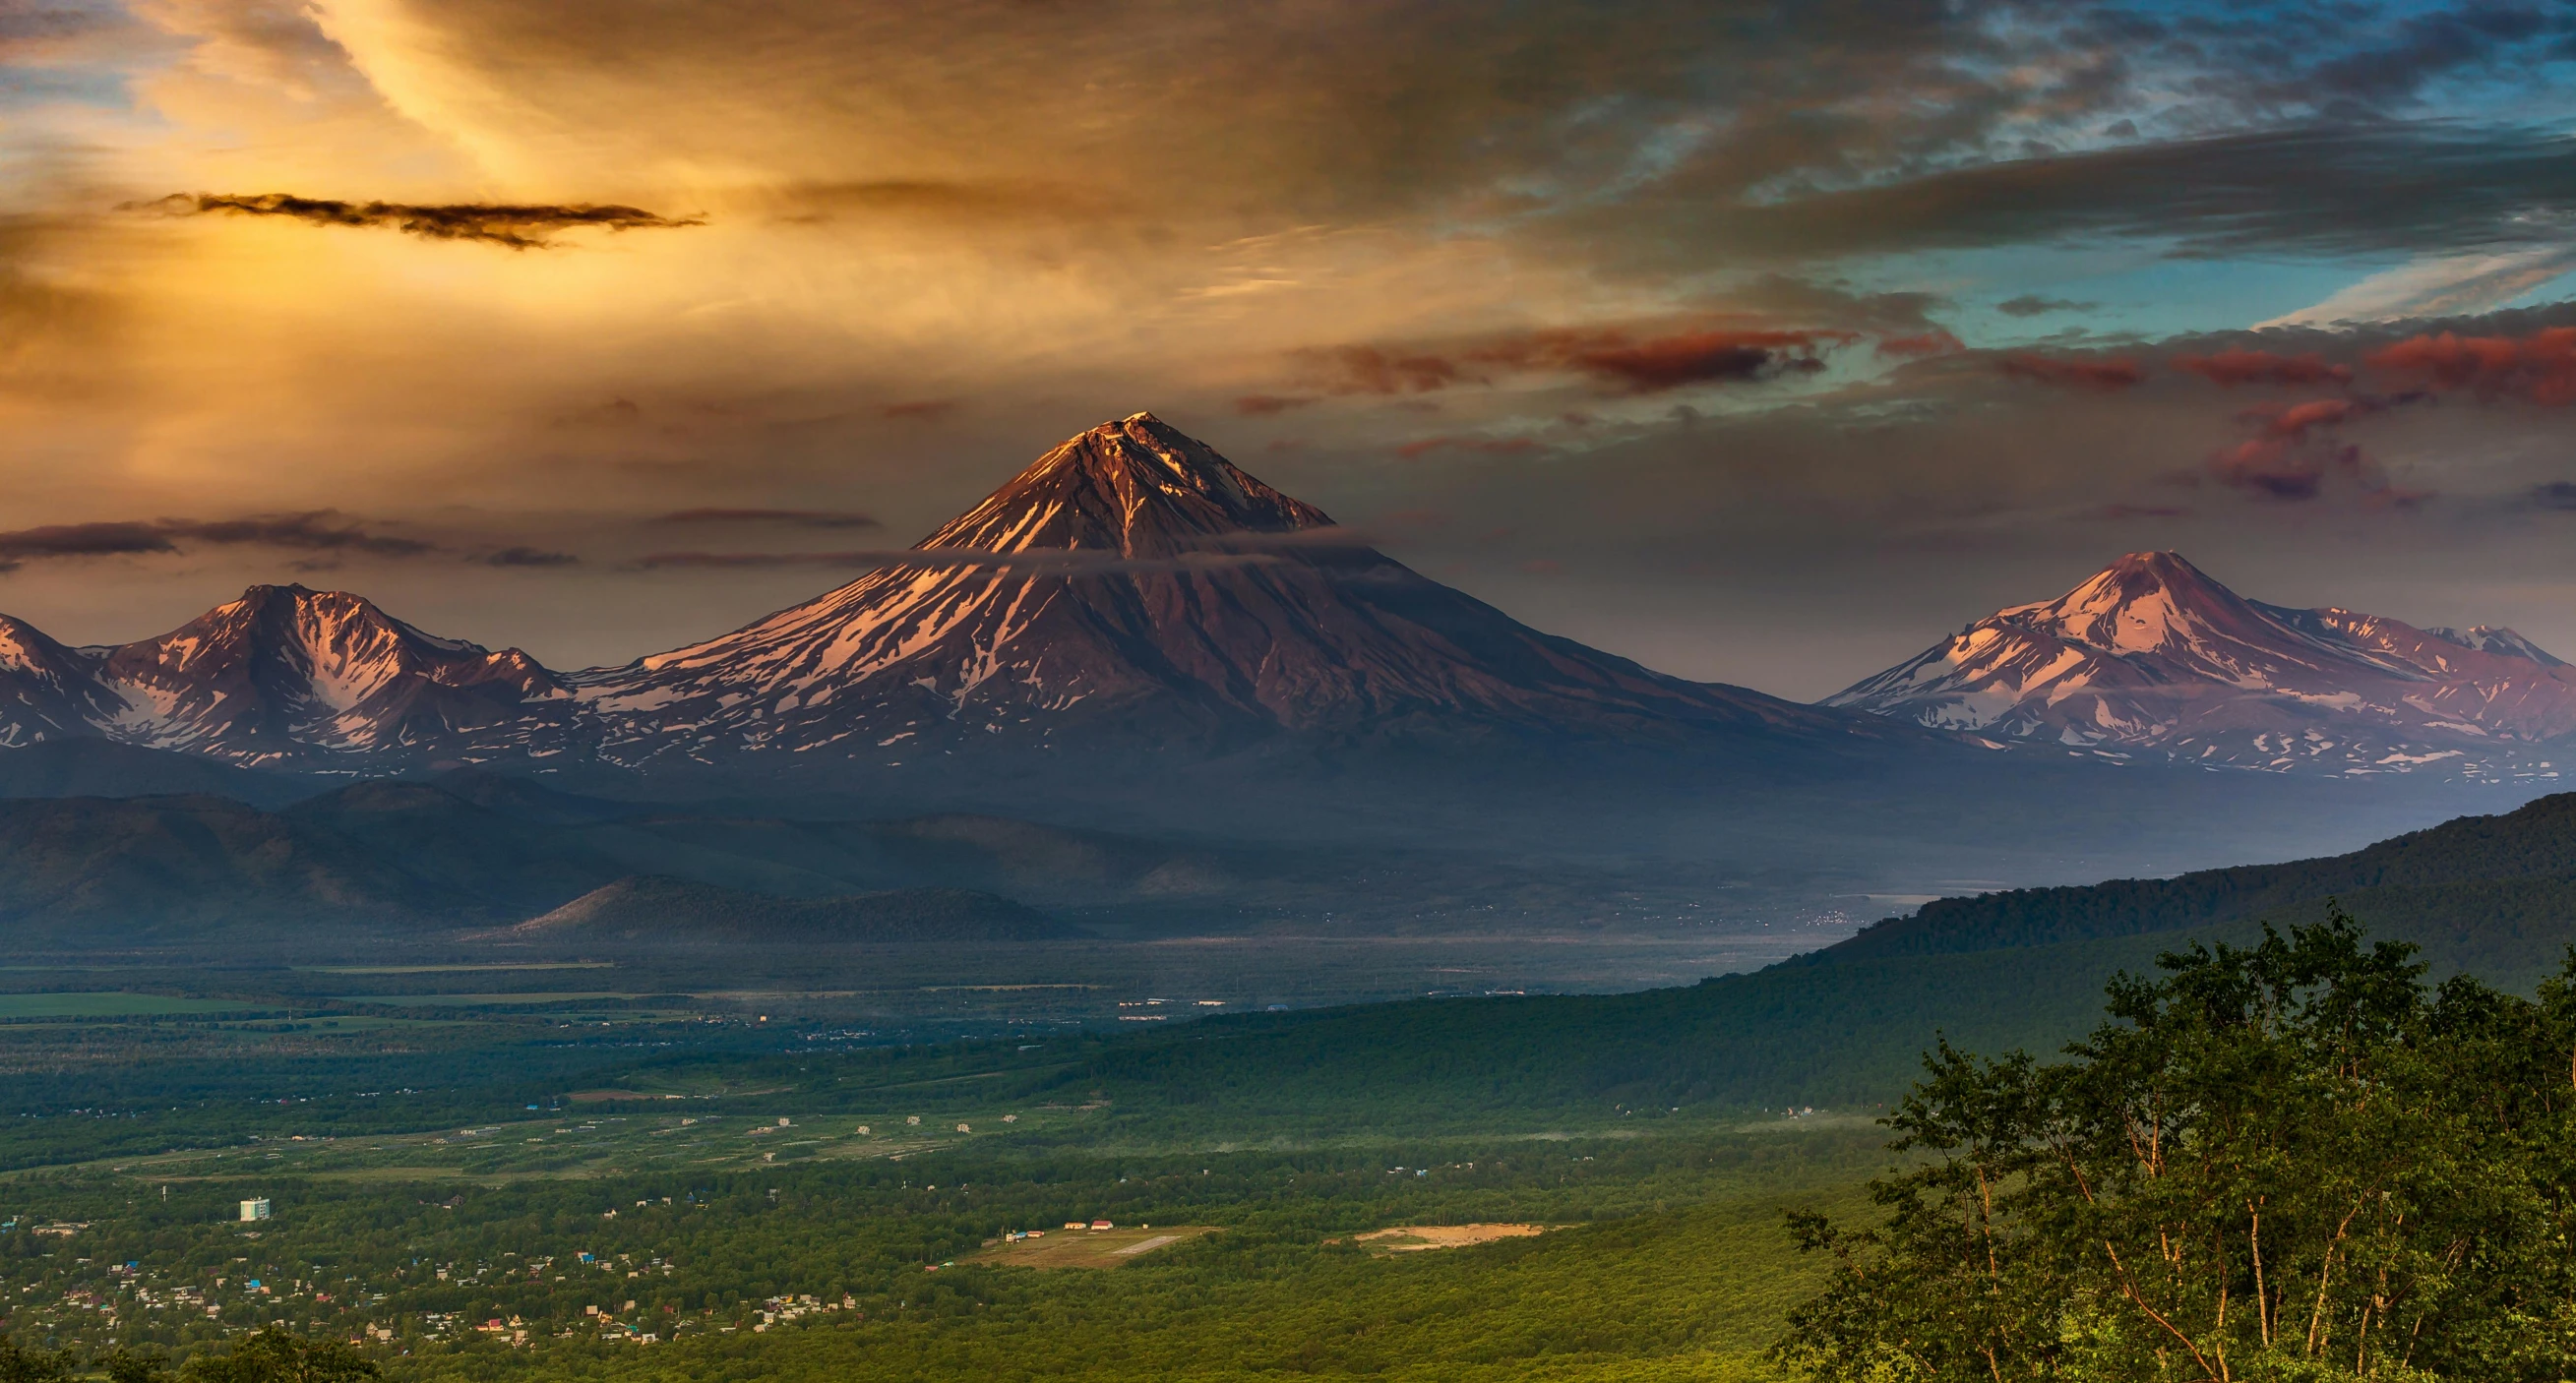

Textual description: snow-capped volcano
[577,411,1856,763]
[1830,551,2576,775]
[0,585,581,767]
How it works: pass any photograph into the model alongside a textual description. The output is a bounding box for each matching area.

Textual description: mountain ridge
[1829,550,2576,776]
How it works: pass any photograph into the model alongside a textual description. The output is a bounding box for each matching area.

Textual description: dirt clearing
[1353,1223,1549,1252]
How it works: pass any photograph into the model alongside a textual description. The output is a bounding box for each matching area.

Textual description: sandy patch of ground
[1351,1223,1549,1252]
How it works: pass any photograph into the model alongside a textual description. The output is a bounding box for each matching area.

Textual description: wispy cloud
[2261,244,2576,328]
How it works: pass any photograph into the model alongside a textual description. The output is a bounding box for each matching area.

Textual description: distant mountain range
[6,422,2556,790]
[1832,550,2576,778]
[0,413,1911,782]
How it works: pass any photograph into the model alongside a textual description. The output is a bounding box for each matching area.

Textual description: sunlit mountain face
[1833,551,2576,778]
[1,2,2574,707]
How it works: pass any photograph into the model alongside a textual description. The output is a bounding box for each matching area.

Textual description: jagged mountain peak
[2427,624,2566,667]
[181,583,480,656]
[926,411,1335,559]
[0,585,586,766]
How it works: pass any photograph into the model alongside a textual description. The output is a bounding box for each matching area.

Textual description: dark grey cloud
[130,194,701,248]
[481,546,581,567]
[1582,122,2576,269]
[1297,322,1861,397]
[0,511,430,572]
[1996,294,2099,318]
[2525,482,2576,511]
[2301,5,2552,106]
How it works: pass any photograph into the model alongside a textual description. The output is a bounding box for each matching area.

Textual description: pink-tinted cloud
[2207,391,2429,506]
[2174,348,2355,388]
[2208,438,2354,500]
[1996,353,2148,391]
[1874,330,1966,359]
[2366,327,2576,405]
[1233,393,1319,416]
[2246,397,2358,439]
[1311,345,1466,394]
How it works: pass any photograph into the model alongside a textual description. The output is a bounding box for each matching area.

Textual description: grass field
[0,992,256,1018]
[965,1224,1219,1268]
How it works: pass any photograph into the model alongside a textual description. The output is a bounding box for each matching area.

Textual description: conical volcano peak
[2071,550,2226,602]
[925,411,1335,557]
[1997,550,2264,654]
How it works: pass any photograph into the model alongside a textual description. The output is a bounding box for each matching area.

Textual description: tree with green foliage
[179,1331,374,1383]
[99,1349,167,1383]
[1777,911,2576,1382]
[0,1336,69,1383]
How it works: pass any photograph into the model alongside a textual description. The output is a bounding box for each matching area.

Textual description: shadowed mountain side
[488,875,1079,944]
[0,795,461,943]
[0,738,323,808]
[1807,791,2576,964]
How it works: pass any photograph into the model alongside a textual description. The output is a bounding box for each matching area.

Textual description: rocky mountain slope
[1830,551,2576,777]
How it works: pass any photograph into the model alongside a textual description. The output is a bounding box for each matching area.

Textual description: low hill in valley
[498,875,1078,944]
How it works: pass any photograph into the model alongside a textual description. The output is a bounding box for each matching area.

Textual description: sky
[4,0,2576,699]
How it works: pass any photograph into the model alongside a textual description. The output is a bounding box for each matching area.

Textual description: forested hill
[1807,790,2576,963]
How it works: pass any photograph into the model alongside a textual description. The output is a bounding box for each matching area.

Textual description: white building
[239,1198,271,1222]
